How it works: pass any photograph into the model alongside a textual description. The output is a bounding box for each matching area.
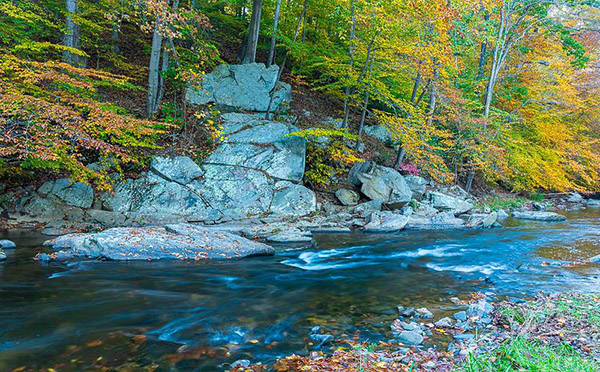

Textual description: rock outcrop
[185,63,292,112]
[512,211,566,221]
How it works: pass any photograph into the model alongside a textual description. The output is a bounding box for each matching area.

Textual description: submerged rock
[41,224,274,261]
[0,250,5,261]
[512,211,566,221]
[0,240,16,249]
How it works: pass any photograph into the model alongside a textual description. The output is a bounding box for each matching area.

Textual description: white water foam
[393,244,465,258]
[425,263,507,275]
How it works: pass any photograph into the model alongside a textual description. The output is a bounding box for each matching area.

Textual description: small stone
[434,317,453,328]
[0,250,6,261]
[416,307,434,319]
[231,360,251,368]
[397,330,424,345]
[453,333,475,341]
[401,307,416,317]
[454,311,467,322]
[423,361,436,369]
[0,240,16,249]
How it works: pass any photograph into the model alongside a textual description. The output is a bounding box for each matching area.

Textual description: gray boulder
[496,209,509,219]
[404,176,428,196]
[429,192,473,215]
[466,212,498,228]
[353,199,383,218]
[335,189,360,206]
[270,181,317,217]
[364,211,409,233]
[348,161,373,186]
[0,240,16,249]
[185,63,291,112]
[587,199,600,207]
[38,178,94,209]
[512,211,566,221]
[396,330,424,345]
[357,165,412,207]
[363,125,392,143]
[42,224,274,261]
[150,156,203,184]
[567,192,583,203]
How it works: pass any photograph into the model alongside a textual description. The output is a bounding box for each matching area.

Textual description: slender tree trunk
[111,23,120,54]
[356,55,375,146]
[465,170,475,193]
[342,0,356,128]
[265,0,308,118]
[394,147,406,169]
[267,0,282,67]
[63,0,84,67]
[147,23,163,118]
[426,64,439,126]
[410,71,421,104]
[241,0,263,64]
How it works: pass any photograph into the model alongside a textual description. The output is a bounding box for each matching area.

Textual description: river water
[1,209,599,371]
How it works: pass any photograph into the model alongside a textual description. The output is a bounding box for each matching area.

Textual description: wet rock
[353,199,383,218]
[407,211,465,230]
[42,224,274,261]
[363,211,409,233]
[0,240,16,249]
[434,317,453,328]
[512,211,566,221]
[309,326,334,348]
[335,189,360,206]
[466,212,497,229]
[0,250,5,261]
[150,156,203,184]
[416,307,434,319]
[467,300,493,319]
[357,166,413,207]
[348,161,374,186]
[453,333,475,341]
[587,199,600,207]
[396,330,424,345]
[38,178,94,209]
[401,307,416,317]
[429,192,473,215]
[185,63,291,112]
[230,360,251,369]
[270,181,317,217]
[310,226,351,233]
[454,311,467,322]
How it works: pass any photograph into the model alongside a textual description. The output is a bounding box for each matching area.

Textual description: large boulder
[363,125,392,143]
[357,165,412,207]
[41,224,274,261]
[429,192,473,215]
[38,178,94,209]
[270,181,317,217]
[363,211,409,232]
[466,212,498,228]
[512,211,566,221]
[185,63,292,112]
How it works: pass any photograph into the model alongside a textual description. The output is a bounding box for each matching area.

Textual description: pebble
[0,250,6,261]
[454,311,467,322]
[416,307,434,319]
[230,360,251,368]
[434,317,453,328]
[423,361,436,369]
[401,307,416,317]
[453,333,475,340]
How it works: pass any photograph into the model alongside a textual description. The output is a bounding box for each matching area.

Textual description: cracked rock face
[185,63,292,112]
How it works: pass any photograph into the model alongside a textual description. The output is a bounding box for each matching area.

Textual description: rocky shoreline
[231,293,600,371]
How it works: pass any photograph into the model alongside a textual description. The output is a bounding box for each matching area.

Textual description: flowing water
[1,209,600,371]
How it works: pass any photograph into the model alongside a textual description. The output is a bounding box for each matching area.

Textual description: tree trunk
[265,0,308,118]
[342,0,356,128]
[426,65,438,126]
[267,0,282,67]
[465,170,475,193]
[410,71,421,104]
[147,23,163,118]
[63,0,84,67]
[394,147,406,169]
[241,0,263,64]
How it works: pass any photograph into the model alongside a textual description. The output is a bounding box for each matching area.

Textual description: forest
[1,0,600,193]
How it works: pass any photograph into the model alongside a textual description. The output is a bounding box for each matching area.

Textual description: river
[1,209,599,371]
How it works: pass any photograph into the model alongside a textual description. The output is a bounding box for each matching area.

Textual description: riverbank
[236,293,600,372]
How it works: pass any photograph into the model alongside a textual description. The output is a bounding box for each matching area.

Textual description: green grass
[460,336,598,372]
[480,196,529,211]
